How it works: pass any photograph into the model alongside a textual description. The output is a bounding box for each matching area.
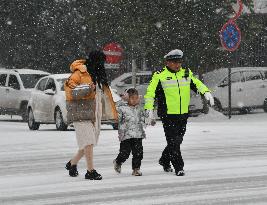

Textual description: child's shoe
[113,159,121,173]
[159,159,173,172]
[65,160,78,177]
[175,169,185,176]
[132,168,142,176]
[85,169,102,180]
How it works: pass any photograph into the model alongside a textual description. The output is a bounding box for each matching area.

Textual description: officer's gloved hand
[145,110,156,126]
[204,92,214,107]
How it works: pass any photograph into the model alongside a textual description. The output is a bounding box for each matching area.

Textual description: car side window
[8,75,20,90]
[219,72,241,87]
[244,71,262,81]
[231,72,242,83]
[45,78,56,91]
[139,75,151,84]
[123,77,132,84]
[0,74,7,86]
[37,78,48,91]
[123,76,141,85]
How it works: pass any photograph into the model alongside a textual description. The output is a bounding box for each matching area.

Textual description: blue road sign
[220,21,241,51]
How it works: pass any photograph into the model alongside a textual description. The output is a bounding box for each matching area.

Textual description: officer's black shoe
[85,169,102,180]
[175,170,185,176]
[65,160,79,177]
[159,159,173,172]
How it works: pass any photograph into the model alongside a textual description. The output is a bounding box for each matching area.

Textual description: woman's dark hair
[127,88,139,96]
[85,50,108,88]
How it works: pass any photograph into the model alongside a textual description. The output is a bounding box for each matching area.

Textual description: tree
[0,0,264,76]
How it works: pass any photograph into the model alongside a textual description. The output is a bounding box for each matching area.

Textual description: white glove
[204,92,214,107]
[145,110,156,126]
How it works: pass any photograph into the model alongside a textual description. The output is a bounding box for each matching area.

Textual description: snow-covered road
[0,111,267,204]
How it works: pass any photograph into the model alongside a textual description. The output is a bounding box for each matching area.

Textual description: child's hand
[145,110,155,126]
[120,92,129,101]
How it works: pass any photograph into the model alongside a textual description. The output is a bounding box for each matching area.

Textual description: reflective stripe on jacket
[144,66,210,115]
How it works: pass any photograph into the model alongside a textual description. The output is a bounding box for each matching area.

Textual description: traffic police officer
[144,49,214,176]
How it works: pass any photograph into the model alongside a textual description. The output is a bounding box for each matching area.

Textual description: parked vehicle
[111,71,152,97]
[27,74,121,131]
[190,67,267,114]
[0,68,50,121]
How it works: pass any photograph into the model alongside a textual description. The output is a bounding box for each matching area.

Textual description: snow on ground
[0,111,267,204]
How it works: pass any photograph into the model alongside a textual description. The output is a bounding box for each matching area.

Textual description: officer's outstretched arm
[190,72,214,106]
[190,72,210,95]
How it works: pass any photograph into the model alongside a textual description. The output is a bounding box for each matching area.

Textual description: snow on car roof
[203,67,267,87]
[49,73,71,80]
[12,69,50,75]
[111,71,152,85]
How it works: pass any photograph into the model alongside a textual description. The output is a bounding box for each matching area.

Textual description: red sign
[103,42,123,64]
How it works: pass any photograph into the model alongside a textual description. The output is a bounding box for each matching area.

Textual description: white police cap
[164,49,183,60]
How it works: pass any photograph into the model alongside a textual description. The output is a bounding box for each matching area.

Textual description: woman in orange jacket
[64,50,117,180]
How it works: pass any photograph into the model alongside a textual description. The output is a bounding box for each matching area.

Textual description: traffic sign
[103,42,123,64]
[220,20,241,52]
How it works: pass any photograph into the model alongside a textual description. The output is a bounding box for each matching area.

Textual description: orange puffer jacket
[64,59,118,122]
[64,59,95,101]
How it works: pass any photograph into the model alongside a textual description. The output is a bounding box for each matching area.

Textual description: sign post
[219,0,243,119]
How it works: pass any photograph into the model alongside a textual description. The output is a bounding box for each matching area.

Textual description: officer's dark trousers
[160,114,188,172]
[116,138,143,169]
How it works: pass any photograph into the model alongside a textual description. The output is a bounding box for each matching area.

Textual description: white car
[190,67,267,114]
[0,68,50,121]
[27,74,120,131]
[111,71,152,97]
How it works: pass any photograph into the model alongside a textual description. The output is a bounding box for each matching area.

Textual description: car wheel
[55,108,68,131]
[28,108,40,130]
[239,107,250,114]
[263,98,267,112]
[112,123,118,130]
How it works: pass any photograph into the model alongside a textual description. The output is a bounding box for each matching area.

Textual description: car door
[242,70,265,107]
[215,71,243,109]
[6,74,21,110]
[43,78,57,122]
[0,73,8,109]
[33,77,49,121]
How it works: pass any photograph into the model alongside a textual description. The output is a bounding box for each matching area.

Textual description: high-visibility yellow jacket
[144,66,210,116]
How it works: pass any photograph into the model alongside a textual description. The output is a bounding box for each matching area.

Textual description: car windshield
[57,78,68,91]
[20,74,49,88]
